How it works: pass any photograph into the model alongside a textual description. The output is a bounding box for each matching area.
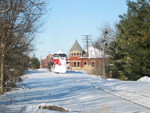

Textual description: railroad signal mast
[102,29,109,78]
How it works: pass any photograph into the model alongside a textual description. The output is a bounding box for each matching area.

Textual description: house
[40,54,53,68]
[68,40,106,72]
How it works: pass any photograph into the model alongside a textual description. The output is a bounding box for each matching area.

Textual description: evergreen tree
[107,0,150,80]
[30,55,40,69]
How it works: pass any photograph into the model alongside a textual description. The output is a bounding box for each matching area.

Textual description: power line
[82,35,92,58]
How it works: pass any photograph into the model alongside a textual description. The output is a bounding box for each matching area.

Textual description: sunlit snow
[0,69,150,113]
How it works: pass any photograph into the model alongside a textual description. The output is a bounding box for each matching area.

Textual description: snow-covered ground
[0,69,150,113]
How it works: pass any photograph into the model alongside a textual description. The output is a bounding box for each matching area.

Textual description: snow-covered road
[0,69,150,113]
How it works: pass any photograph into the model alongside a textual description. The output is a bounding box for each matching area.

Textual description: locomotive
[50,51,67,73]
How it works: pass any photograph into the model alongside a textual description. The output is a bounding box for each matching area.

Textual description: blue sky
[34,0,128,59]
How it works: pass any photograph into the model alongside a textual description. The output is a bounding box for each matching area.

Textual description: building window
[84,62,87,66]
[77,62,80,67]
[72,53,74,56]
[74,62,76,67]
[74,53,76,56]
[77,53,79,56]
[91,62,95,67]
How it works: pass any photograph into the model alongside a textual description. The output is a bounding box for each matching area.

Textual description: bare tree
[0,0,47,93]
[91,25,115,77]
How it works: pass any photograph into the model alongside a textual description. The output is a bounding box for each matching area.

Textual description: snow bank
[138,76,150,82]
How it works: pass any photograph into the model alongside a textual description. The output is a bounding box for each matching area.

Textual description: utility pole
[82,35,92,58]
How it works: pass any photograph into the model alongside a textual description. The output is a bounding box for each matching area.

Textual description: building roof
[85,46,104,58]
[70,40,83,52]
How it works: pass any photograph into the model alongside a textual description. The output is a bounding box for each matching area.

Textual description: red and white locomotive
[50,51,67,73]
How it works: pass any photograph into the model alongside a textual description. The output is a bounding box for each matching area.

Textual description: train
[49,51,68,73]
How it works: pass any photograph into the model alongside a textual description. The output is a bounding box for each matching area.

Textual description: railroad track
[77,79,150,110]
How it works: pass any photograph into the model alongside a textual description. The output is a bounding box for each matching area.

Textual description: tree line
[0,0,47,94]
[93,0,150,80]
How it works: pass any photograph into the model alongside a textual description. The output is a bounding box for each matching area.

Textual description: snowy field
[0,69,150,113]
